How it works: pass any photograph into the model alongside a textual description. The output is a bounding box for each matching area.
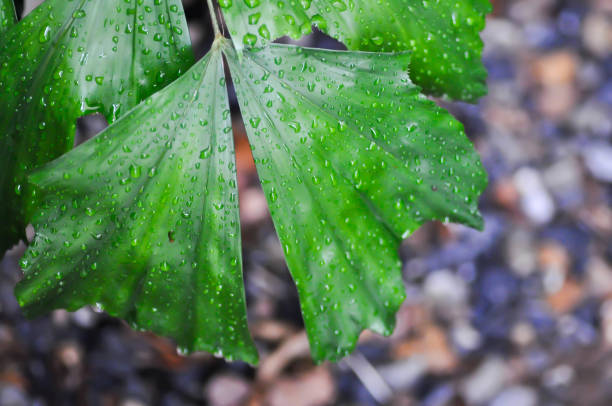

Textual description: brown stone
[538,241,570,275]
[393,324,457,373]
[532,51,577,86]
[547,279,584,314]
[265,367,336,406]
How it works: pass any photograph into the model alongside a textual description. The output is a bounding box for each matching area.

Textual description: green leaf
[223,43,487,361]
[18,39,486,364]
[0,0,16,32]
[0,0,194,255]
[16,43,258,364]
[220,0,491,101]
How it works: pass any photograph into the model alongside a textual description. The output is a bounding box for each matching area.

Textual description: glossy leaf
[0,0,194,254]
[16,43,258,364]
[0,0,16,32]
[17,38,487,362]
[220,0,490,101]
[224,43,487,361]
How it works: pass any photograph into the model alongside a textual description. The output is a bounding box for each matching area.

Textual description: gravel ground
[1,0,612,405]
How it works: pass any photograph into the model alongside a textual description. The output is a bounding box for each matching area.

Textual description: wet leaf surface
[16,43,258,364]
[224,42,487,361]
[220,0,491,101]
[0,0,16,32]
[18,38,486,362]
[0,0,194,254]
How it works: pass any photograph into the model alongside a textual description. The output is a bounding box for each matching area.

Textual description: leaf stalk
[206,0,221,38]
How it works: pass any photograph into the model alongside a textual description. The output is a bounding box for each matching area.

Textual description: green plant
[2,0,490,363]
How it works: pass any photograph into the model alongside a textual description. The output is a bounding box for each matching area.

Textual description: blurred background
[1,0,612,404]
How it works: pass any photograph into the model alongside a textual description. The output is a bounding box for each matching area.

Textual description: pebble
[378,357,427,392]
[490,386,538,406]
[505,227,537,277]
[536,84,578,119]
[450,321,482,353]
[204,374,251,406]
[423,269,468,311]
[532,51,577,86]
[582,13,612,58]
[1,1,611,405]
[511,322,536,347]
[542,157,583,209]
[542,364,575,388]
[265,367,335,406]
[582,142,612,182]
[460,357,510,405]
[514,167,556,225]
[586,257,612,297]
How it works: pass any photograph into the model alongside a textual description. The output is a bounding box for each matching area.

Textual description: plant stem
[206,0,221,38]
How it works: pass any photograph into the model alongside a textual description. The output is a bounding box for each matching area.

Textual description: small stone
[204,374,251,406]
[54,341,84,390]
[546,279,583,314]
[536,84,578,119]
[239,187,269,226]
[538,241,570,276]
[393,324,458,374]
[509,0,555,23]
[493,177,520,211]
[582,142,612,183]
[451,321,482,353]
[71,306,98,327]
[378,357,427,392]
[582,13,612,58]
[586,257,612,297]
[482,18,523,54]
[119,399,148,406]
[266,367,335,406]
[461,357,510,405]
[490,386,537,406]
[514,167,556,225]
[423,269,468,310]
[505,227,537,276]
[542,157,583,208]
[532,51,577,86]
[542,364,575,388]
[511,322,536,347]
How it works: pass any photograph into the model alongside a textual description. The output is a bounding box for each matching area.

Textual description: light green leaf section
[16,43,258,364]
[224,43,487,361]
[0,0,194,255]
[220,0,491,101]
[0,0,16,32]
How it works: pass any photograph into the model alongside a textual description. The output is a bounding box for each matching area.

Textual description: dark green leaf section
[0,0,193,254]
[16,44,258,364]
[224,43,487,361]
[220,0,491,101]
[0,0,16,32]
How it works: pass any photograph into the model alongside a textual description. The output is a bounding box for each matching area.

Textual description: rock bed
[1,0,611,405]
